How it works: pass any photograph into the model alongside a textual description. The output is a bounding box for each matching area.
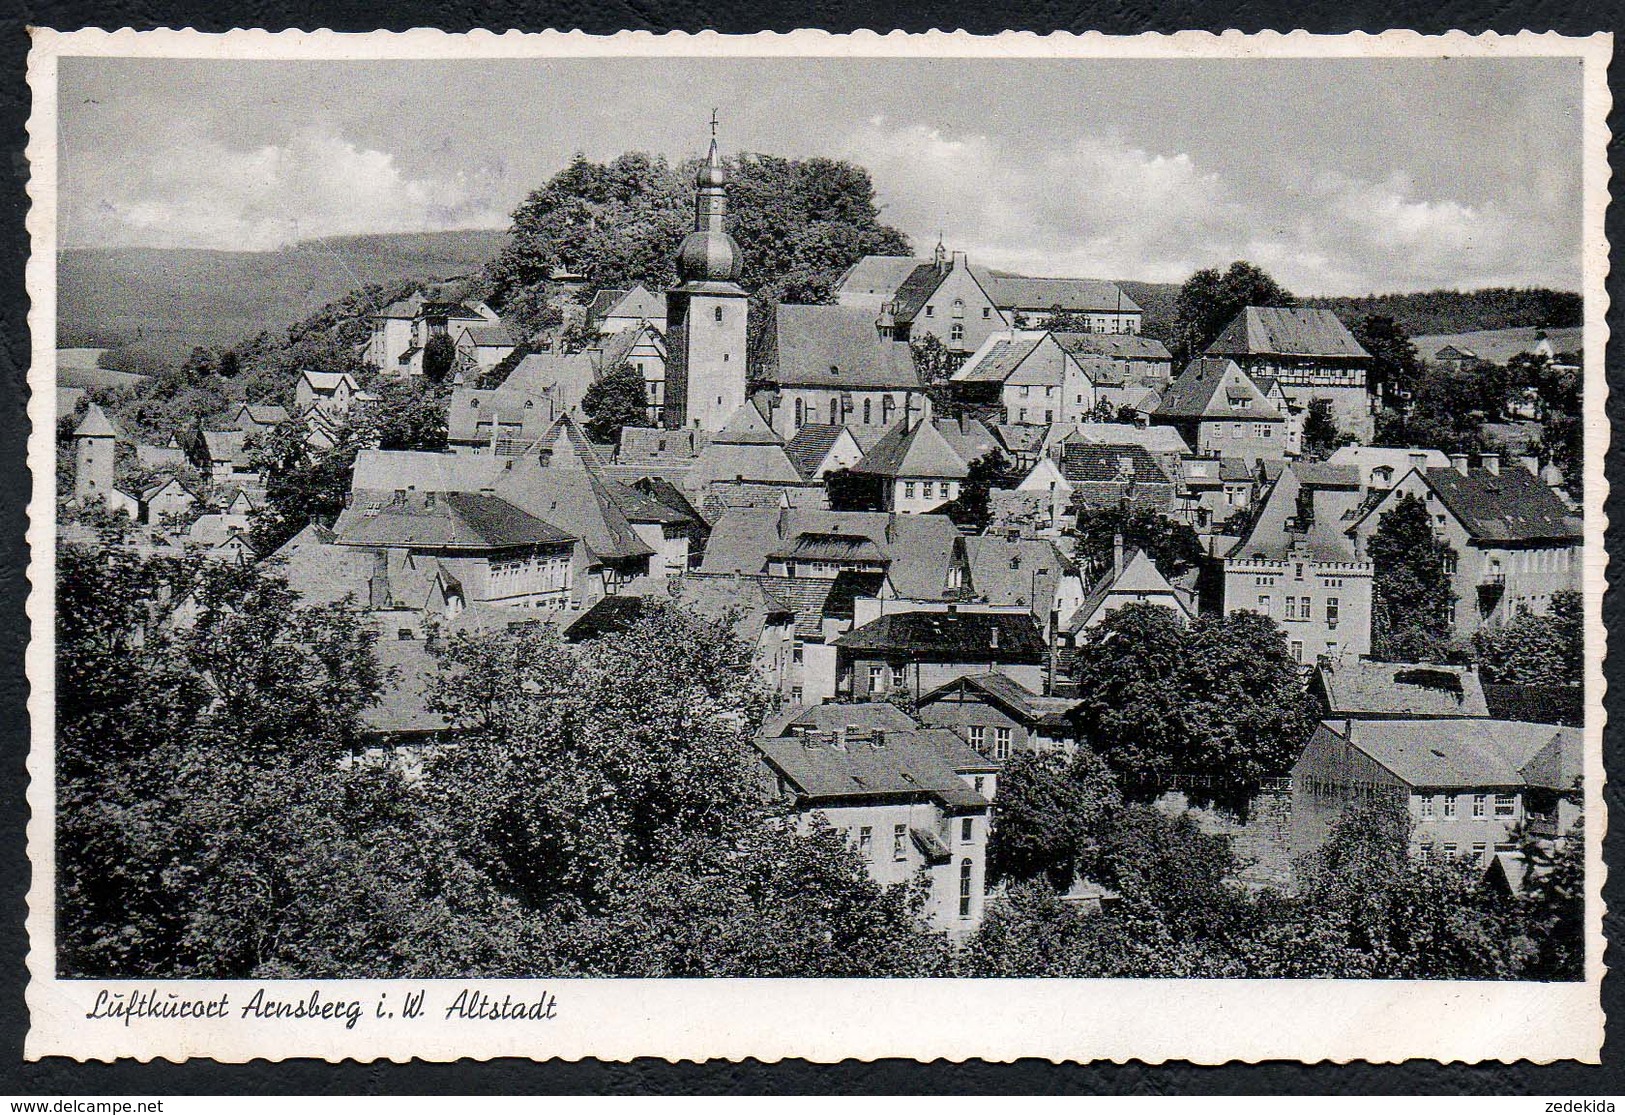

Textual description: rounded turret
[676,228,743,284]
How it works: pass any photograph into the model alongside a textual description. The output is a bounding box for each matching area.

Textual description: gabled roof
[1154,357,1284,422]
[1323,718,1579,791]
[918,671,1079,727]
[364,639,452,737]
[458,322,515,348]
[1230,465,1360,563]
[1059,443,1170,485]
[300,369,360,393]
[784,423,849,480]
[497,462,656,562]
[834,610,1047,663]
[334,491,575,551]
[962,535,1077,614]
[976,274,1141,314]
[1069,548,1192,633]
[351,450,511,494]
[1052,332,1173,361]
[712,400,783,446]
[757,727,994,808]
[834,255,931,305]
[1053,422,1190,459]
[1204,306,1370,360]
[589,283,664,324]
[592,321,665,371]
[953,332,1047,384]
[761,701,918,740]
[534,413,613,471]
[758,304,921,390]
[1314,659,1490,718]
[236,403,290,426]
[500,351,600,413]
[1421,465,1582,544]
[1412,326,1583,366]
[933,416,999,465]
[854,419,970,480]
[201,428,248,463]
[769,530,889,565]
[376,292,426,319]
[888,263,950,325]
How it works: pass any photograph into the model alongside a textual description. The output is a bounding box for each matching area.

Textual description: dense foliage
[1368,493,1458,662]
[1472,589,1584,687]
[948,449,1024,533]
[1072,503,1205,583]
[580,362,651,444]
[1307,288,1582,338]
[1067,604,1314,798]
[1170,261,1295,361]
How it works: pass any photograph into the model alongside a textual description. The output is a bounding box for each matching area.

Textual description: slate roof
[994,424,1048,456]
[977,274,1141,314]
[785,424,848,480]
[963,535,1076,614]
[446,388,557,445]
[1315,660,1490,718]
[460,323,515,347]
[376,292,425,319]
[758,304,922,390]
[1155,357,1284,421]
[769,531,889,565]
[919,671,1079,727]
[834,256,930,305]
[1069,548,1191,633]
[364,638,451,737]
[834,610,1047,663]
[954,333,1046,384]
[761,701,919,740]
[1421,466,1582,543]
[589,284,664,325]
[756,727,994,809]
[1059,443,1170,485]
[1329,718,1580,791]
[1482,683,1584,728]
[500,352,600,413]
[1230,465,1360,563]
[335,491,574,551]
[748,574,842,637]
[1052,332,1172,361]
[933,416,999,465]
[888,263,951,324]
[854,419,970,479]
[1204,306,1370,360]
[72,402,121,439]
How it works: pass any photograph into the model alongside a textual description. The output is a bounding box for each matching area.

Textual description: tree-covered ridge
[1305,287,1582,338]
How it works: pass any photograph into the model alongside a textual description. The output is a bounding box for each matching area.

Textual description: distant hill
[59,229,508,370]
[1302,288,1582,338]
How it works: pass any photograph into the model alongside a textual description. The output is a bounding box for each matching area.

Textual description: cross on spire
[710,108,719,138]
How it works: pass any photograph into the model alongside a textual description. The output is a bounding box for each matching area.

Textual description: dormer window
[830,364,840,376]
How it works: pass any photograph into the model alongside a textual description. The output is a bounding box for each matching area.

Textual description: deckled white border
[21,28,1613,1064]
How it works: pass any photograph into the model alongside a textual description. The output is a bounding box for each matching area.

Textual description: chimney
[833,727,848,750]
[777,504,790,540]
[952,251,968,272]
[989,624,1000,650]
[1408,451,1428,471]
[1482,452,1500,476]
[1519,454,1541,477]
[1113,532,1124,578]
[871,729,887,749]
[1449,453,1469,475]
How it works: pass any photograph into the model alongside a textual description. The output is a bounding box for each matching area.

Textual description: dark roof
[1423,466,1582,543]
[785,423,848,479]
[586,288,629,320]
[1154,357,1284,421]
[1205,306,1370,360]
[834,610,1046,663]
[759,304,922,389]
[1319,718,1580,790]
[768,531,889,564]
[563,594,647,641]
[1482,684,1584,728]
[824,569,888,621]
[889,263,950,324]
[853,419,969,480]
[919,671,1079,727]
[956,334,1045,384]
[1059,442,1170,484]
[335,491,575,551]
[756,727,995,809]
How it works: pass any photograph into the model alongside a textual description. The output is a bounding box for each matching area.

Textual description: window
[1285,597,1298,621]
[967,725,986,751]
[925,305,935,318]
[863,398,872,424]
[952,299,965,318]
[982,306,991,319]
[922,481,935,500]
[1443,796,1458,819]
[714,305,724,323]
[1255,423,1272,439]
[894,824,907,861]
[904,481,916,500]
[1017,408,1027,423]
[1472,842,1487,862]
[891,664,906,689]
[1472,794,1487,819]
[1021,385,1031,398]
[1443,842,1458,858]
[791,686,802,703]
[1045,410,1054,423]
[1257,594,1272,615]
[792,639,804,664]
[829,399,839,425]
[994,727,1012,761]
[1443,551,1457,575]
[794,399,804,428]
[951,322,965,341]
[1294,563,1305,581]
[1495,794,1516,817]
[868,664,884,691]
[1326,597,1340,628]
[961,818,974,843]
[973,776,985,795]
[858,826,872,855]
[1326,641,1338,657]
[1290,640,1303,663]
[1419,841,1435,860]
[959,859,973,917]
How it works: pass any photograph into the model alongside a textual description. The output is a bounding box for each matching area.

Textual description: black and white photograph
[23,29,1609,1065]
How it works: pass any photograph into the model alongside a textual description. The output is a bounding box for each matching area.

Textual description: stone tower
[664,115,749,432]
[72,402,118,504]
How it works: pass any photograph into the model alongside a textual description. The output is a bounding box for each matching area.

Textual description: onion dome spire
[675,111,743,284]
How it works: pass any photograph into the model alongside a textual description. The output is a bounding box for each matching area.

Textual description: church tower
[664,115,749,432]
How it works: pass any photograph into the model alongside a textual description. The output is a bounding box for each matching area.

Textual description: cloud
[67,124,512,250]
[842,119,1575,294]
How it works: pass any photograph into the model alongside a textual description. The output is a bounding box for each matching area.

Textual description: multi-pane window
[959,859,973,917]
[1290,640,1303,663]
[994,727,1012,761]
[1495,794,1516,817]
[893,824,907,860]
[1285,597,1298,620]
[1443,842,1459,858]
[1326,598,1340,627]
[967,726,986,751]
[1443,796,1458,819]
[1472,842,1487,862]
[858,827,872,856]
[1420,796,1436,819]
[951,323,965,341]
[792,639,804,664]
[891,664,906,690]
[961,818,974,843]
[1419,841,1435,860]
[1257,594,1272,614]
[904,482,916,500]
[868,664,884,690]
[1472,794,1487,819]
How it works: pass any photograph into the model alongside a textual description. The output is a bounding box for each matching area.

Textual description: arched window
[959,859,973,918]
[829,398,839,425]
[863,398,872,424]
[952,298,965,319]
[794,398,804,428]
[951,323,965,342]
[713,305,724,323]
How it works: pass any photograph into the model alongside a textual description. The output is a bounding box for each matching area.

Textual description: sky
[56,55,1584,296]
